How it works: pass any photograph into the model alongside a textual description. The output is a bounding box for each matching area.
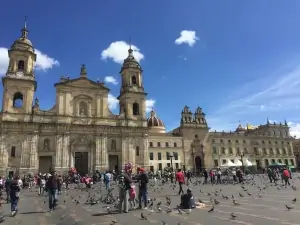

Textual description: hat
[139,168,145,172]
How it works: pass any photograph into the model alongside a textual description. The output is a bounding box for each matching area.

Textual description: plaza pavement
[1,174,300,225]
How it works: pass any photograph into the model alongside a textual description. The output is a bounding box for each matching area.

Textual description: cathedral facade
[0,24,296,176]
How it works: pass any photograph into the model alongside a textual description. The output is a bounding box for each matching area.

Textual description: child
[129,184,136,210]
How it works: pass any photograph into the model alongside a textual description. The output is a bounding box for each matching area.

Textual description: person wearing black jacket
[137,168,149,209]
[45,171,59,212]
[5,175,13,203]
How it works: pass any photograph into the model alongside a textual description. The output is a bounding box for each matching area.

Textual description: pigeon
[208,205,214,212]
[110,220,117,225]
[233,200,240,205]
[285,205,294,210]
[231,212,237,219]
[214,199,220,205]
[141,212,147,220]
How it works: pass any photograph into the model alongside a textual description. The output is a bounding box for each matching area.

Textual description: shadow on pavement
[18,211,46,215]
[92,212,119,216]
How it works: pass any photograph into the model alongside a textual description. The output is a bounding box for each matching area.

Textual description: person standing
[45,171,59,212]
[137,168,149,209]
[9,176,21,217]
[176,169,185,195]
[104,171,112,190]
[118,170,132,213]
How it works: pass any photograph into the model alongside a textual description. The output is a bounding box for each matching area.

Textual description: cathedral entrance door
[108,155,118,172]
[74,152,88,176]
[195,156,202,171]
[39,156,52,174]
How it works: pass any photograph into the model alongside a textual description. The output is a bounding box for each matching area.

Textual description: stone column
[29,132,39,173]
[143,136,149,170]
[89,143,94,173]
[128,138,136,166]
[61,134,70,171]
[20,138,28,168]
[121,137,127,166]
[100,135,108,170]
[0,135,8,176]
[55,135,63,171]
[95,136,101,171]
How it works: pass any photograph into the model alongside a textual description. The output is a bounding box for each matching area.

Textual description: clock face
[16,71,24,77]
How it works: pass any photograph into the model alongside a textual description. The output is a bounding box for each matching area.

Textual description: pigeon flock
[1,173,299,225]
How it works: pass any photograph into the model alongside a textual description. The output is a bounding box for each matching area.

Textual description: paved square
[1,174,300,225]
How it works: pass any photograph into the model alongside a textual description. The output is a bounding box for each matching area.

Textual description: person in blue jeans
[9,176,21,217]
[137,168,149,209]
[46,171,59,212]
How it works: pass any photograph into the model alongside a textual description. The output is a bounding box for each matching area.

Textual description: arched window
[13,92,23,108]
[18,60,25,71]
[79,101,88,116]
[132,102,139,116]
[131,76,137,85]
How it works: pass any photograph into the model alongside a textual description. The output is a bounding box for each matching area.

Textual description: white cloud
[215,62,300,116]
[35,49,60,71]
[208,61,300,132]
[175,30,199,47]
[101,41,144,64]
[108,94,119,111]
[146,99,156,113]
[288,122,300,138]
[0,47,59,75]
[104,76,118,85]
[0,47,9,74]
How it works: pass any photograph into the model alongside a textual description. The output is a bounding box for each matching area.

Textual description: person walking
[282,167,291,187]
[137,168,149,209]
[45,170,59,212]
[5,174,13,203]
[176,169,185,195]
[9,175,21,217]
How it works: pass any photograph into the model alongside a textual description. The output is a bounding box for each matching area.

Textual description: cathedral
[0,23,296,176]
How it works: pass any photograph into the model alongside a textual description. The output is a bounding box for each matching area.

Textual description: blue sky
[1,1,300,136]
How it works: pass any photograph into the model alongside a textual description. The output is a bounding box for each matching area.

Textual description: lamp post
[169,152,174,172]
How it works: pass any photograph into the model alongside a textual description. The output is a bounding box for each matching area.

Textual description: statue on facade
[43,139,49,151]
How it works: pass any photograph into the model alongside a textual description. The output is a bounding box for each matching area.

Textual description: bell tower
[117,47,147,121]
[2,19,37,114]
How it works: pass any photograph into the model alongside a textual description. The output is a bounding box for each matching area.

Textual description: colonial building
[0,23,296,176]
[209,121,296,169]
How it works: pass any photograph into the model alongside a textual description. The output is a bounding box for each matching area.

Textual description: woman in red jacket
[176,169,185,195]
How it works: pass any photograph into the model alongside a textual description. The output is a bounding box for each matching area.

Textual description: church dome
[10,22,34,53]
[120,48,142,72]
[147,110,166,133]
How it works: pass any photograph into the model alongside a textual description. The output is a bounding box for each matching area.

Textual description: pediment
[55,77,109,91]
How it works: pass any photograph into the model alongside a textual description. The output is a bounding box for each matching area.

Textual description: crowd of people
[0,165,293,222]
